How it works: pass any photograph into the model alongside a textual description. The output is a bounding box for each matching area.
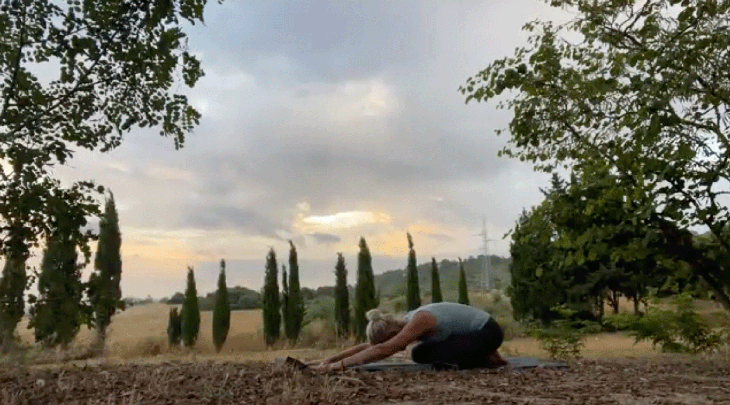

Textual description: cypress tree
[458,258,470,305]
[88,192,124,353]
[181,266,200,347]
[431,257,443,303]
[30,233,84,348]
[354,237,377,342]
[405,233,421,310]
[0,256,26,351]
[262,248,281,346]
[212,259,230,352]
[167,307,182,346]
[334,253,350,339]
[281,265,291,342]
[287,241,304,343]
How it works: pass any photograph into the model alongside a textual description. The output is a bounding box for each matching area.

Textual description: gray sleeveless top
[404,302,492,343]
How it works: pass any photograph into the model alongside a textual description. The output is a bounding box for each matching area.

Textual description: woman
[310,302,507,372]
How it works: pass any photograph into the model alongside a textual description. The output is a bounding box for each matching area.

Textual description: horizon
[134,252,511,301]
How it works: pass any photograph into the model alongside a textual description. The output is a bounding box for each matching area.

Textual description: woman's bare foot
[486,351,508,367]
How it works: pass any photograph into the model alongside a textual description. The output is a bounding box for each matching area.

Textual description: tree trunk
[92,325,106,355]
[633,295,641,316]
[597,294,604,321]
[606,290,620,314]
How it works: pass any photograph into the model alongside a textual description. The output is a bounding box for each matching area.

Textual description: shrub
[297,319,339,350]
[605,294,726,354]
[528,305,601,360]
[167,307,182,347]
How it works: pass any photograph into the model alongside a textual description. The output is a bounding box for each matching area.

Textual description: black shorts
[411,317,504,369]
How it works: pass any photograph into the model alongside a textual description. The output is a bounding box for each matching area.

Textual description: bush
[528,305,601,361]
[602,312,636,332]
[605,294,726,354]
[297,319,339,350]
[304,296,335,326]
[167,307,182,347]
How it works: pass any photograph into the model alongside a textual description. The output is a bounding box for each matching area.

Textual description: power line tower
[474,217,497,291]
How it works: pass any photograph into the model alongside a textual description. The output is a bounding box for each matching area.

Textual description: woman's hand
[312,360,346,373]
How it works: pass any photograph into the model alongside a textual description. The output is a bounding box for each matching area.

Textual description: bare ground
[2,357,729,404]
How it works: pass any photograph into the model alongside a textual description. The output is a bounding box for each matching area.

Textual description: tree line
[261,233,472,345]
[0,194,124,354]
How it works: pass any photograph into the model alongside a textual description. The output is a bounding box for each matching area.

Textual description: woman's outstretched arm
[306,343,371,366]
[317,311,437,372]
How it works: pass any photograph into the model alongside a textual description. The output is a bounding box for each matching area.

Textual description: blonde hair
[365,309,404,344]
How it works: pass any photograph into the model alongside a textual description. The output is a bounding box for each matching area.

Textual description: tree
[88,192,124,353]
[0,0,221,340]
[167,307,182,347]
[0,182,95,350]
[287,241,304,343]
[281,265,291,342]
[262,248,281,346]
[29,233,86,348]
[548,167,669,320]
[212,259,230,352]
[354,237,378,341]
[405,233,421,310]
[461,0,730,312]
[181,266,200,348]
[0,257,25,350]
[334,253,350,338]
[430,257,443,303]
[458,258,469,306]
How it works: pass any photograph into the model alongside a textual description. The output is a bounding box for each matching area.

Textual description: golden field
[11,301,667,367]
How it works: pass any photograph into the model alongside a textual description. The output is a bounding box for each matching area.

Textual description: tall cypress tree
[167,307,182,347]
[405,233,421,310]
[30,233,84,348]
[354,237,378,342]
[334,253,350,339]
[88,192,124,353]
[281,265,291,342]
[430,257,443,303]
[262,248,281,346]
[181,266,200,347]
[0,256,26,350]
[287,241,304,343]
[458,258,470,305]
[212,259,230,352]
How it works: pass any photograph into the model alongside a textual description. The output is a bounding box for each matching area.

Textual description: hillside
[161,255,511,309]
[374,255,511,298]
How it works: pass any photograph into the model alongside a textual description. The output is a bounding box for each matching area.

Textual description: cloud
[44,0,574,299]
[309,233,341,245]
[300,211,391,230]
[425,233,455,243]
[183,204,286,239]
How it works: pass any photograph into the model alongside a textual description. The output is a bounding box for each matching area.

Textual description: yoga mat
[276,356,569,372]
[351,357,569,372]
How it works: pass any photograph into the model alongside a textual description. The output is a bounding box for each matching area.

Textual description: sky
[45,0,574,299]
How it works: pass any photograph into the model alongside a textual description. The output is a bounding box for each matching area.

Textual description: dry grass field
[10,299,670,367]
[16,303,268,361]
[7,299,730,405]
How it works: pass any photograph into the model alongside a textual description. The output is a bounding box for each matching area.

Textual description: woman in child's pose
[310,302,507,372]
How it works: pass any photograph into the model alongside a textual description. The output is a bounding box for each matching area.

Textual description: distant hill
[162,286,262,311]
[162,255,511,311]
[374,255,511,299]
